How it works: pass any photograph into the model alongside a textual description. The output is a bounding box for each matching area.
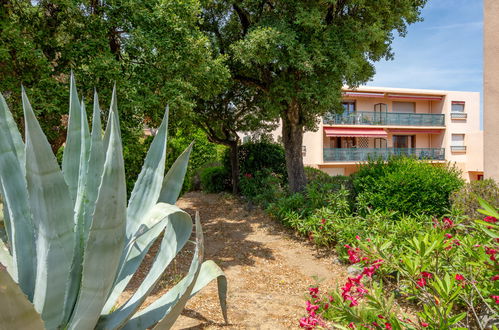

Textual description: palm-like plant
[0,74,227,329]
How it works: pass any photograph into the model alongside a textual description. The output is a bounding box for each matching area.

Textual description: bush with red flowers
[299,200,498,329]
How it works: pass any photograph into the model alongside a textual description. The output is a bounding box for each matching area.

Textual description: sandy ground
[121,191,348,329]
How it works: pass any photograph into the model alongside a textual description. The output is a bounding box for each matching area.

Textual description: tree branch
[232,3,251,36]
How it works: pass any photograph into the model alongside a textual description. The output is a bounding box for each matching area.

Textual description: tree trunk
[229,141,240,194]
[281,100,307,193]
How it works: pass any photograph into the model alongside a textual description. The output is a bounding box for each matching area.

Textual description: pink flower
[421,272,433,279]
[385,323,392,329]
[355,235,361,240]
[417,277,427,288]
[306,300,319,313]
[484,216,497,223]
[309,287,319,297]
[491,295,499,304]
[378,315,385,319]
[445,233,453,239]
[348,322,356,329]
[443,218,454,229]
[244,173,252,178]
[421,322,429,327]
[321,218,326,224]
[328,295,334,302]
[455,274,465,281]
[362,266,376,277]
[491,275,499,281]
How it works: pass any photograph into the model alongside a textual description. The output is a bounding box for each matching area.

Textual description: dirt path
[168,192,348,329]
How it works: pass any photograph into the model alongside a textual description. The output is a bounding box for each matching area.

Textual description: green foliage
[0,78,227,329]
[450,178,499,219]
[300,202,498,329]
[239,169,286,208]
[223,140,286,178]
[353,157,464,216]
[166,127,221,192]
[200,166,231,193]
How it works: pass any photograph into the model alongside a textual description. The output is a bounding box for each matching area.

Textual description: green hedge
[353,157,464,216]
[450,178,499,219]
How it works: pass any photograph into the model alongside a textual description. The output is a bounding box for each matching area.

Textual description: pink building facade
[269,87,484,181]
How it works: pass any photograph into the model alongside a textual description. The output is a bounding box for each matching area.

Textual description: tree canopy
[200,0,428,192]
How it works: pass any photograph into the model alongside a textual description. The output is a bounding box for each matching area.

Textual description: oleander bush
[451,178,499,220]
[299,200,499,329]
[353,157,464,216]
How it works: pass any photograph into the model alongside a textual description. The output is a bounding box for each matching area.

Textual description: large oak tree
[200,0,428,192]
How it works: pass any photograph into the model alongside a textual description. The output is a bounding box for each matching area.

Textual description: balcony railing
[323,148,445,162]
[451,112,467,120]
[323,111,445,127]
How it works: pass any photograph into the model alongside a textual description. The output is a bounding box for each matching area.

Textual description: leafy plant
[200,166,231,193]
[450,178,499,220]
[353,157,464,216]
[223,140,287,180]
[0,75,227,329]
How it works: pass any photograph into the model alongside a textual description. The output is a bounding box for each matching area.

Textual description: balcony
[323,111,445,127]
[451,112,467,120]
[323,148,446,162]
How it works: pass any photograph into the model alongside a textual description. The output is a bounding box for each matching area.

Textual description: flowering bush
[300,200,498,329]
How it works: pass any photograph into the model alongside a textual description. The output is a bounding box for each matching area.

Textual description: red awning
[387,94,443,101]
[324,127,387,138]
[343,92,385,98]
[388,128,443,134]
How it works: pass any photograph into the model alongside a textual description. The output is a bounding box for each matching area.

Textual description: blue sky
[367,0,483,93]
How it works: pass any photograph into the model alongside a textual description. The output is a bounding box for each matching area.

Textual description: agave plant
[0,74,227,329]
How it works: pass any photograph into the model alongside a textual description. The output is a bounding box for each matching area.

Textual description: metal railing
[323,148,446,162]
[450,112,467,120]
[450,146,467,152]
[323,111,445,127]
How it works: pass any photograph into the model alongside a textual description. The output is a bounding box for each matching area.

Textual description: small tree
[192,83,275,193]
[201,0,428,192]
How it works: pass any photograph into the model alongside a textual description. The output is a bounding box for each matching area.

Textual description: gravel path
[121,191,348,329]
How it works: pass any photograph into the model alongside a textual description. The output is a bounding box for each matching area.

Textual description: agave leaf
[62,72,82,202]
[0,93,25,170]
[0,266,44,330]
[122,213,203,330]
[127,108,169,240]
[103,84,118,153]
[102,203,191,314]
[0,239,14,280]
[97,205,192,329]
[83,91,105,240]
[63,98,91,324]
[68,110,127,330]
[189,260,228,324]
[23,88,75,329]
[157,142,193,205]
[0,94,37,298]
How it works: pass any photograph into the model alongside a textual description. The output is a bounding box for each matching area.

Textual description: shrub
[353,157,464,216]
[223,140,286,178]
[200,166,231,193]
[239,169,286,207]
[166,128,221,193]
[450,178,499,219]
[300,201,499,329]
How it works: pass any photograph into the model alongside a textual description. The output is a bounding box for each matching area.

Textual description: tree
[1,0,229,190]
[192,82,275,193]
[200,0,428,192]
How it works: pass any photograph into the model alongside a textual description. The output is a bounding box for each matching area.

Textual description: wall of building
[484,0,499,180]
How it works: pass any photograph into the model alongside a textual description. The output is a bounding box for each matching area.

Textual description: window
[451,102,465,112]
[451,101,467,119]
[374,138,387,148]
[342,101,356,115]
[393,102,415,113]
[451,134,466,152]
[393,135,416,148]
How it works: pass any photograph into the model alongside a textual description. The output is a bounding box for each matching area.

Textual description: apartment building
[270,87,484,181]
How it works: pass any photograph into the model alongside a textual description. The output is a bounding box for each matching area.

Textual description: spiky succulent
[0,74,227,330]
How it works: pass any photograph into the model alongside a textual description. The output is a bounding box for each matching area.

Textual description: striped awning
[324,127,388,138]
